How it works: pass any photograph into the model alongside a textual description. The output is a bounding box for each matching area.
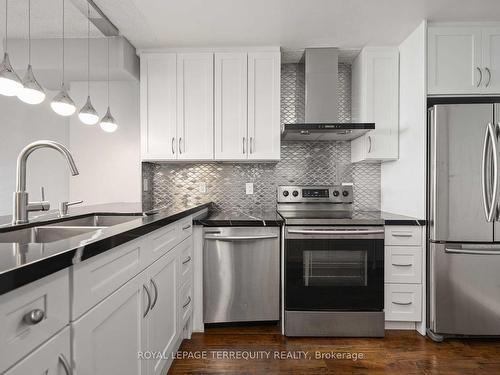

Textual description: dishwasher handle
[205,234,279,241]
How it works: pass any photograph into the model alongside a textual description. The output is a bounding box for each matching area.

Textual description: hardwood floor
[168,325,500,374]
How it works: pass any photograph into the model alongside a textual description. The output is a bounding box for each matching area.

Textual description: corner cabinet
[351,47,399,163]
[140,48,281,162]
[428,25,500,95]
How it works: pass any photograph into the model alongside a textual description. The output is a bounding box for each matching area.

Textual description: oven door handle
[287,229,385,235]
[205,235,279,241]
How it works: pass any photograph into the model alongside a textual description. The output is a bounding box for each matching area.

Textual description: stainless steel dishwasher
[203,227,280,324]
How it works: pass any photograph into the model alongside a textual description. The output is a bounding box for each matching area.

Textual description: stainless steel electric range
[277,185,385,337]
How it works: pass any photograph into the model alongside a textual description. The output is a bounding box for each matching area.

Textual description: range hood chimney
[282,48,374,141]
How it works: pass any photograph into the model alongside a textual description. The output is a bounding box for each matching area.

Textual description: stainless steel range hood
[282,48,374,141]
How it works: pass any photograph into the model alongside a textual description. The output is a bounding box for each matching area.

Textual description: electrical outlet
[198,182,207,193]
[143,179,149,192]
[246,183,254,195]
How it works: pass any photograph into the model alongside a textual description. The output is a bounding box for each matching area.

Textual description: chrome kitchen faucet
[12,140,79,225]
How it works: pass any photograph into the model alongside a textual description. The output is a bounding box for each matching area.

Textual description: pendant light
[51,0,75,116]
[0,0,22,96]
[78,3,98,125]
[99,38,117,133]
[17,0,46,104]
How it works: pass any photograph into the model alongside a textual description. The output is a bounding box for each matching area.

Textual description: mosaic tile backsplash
[142,62,381,213]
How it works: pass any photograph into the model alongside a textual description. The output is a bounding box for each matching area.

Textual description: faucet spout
[13,140,79,225]
[15,140,79,192]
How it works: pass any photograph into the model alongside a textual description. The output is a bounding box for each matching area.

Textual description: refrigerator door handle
[482,122,497,222]
[491,122,499,221]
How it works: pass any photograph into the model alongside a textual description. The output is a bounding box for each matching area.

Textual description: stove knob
[342,190,349,197]
[333,190,340,197]
[282,190,289,197]
[292,190,299,197]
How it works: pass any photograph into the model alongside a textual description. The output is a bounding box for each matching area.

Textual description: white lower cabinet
[385,284,422,322]
[3,327,71,375]
[72,270,149,375]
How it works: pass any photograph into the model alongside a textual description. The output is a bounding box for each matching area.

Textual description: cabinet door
[428,26,482,95]
[140,53,177,160]
[214,52,248,160]
[482,27,500,94]
[247,52,281,161]
[73,272,148,375]
[3,327,70,375]
[177,53,214,160]
[144,245,180,375]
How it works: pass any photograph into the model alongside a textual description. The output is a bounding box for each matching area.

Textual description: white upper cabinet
[351,47,399,163]
[482,27,500,94]
[140,53,177,161]
[214,52,248,159]
[428,26,482,95]
[428,25,500,95]
[140,48,280,162]
[247,52,281,161]
[177,53,215,160]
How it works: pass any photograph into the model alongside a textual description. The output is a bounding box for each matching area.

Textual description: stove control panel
[277,185,353,203]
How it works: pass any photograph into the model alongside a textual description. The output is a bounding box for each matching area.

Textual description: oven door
[285,226,384,311]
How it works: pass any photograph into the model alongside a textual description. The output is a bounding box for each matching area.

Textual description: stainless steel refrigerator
[428,103,500,341]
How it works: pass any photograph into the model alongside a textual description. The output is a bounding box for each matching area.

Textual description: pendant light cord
[4,0,7,51]
[87,2,90,95]
[61,0,65,86]
[28,0,31,64]
[107,37,110,105]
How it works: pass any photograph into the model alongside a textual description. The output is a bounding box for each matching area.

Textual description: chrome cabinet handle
[392,301,412,306]
[58,354,72,375]
[485,67,492,87]
[392,263,412,267]
[391,232,413,237]
[143,284,151,318]
[182,224,192,230]
[477,67,483,87]
[183,296,192,309]
[23,309,45,325]
[179,137,183,154]
[250,137,253,154]
[368,135,372,153]
[171,137,175,154]
[243,137,246,154]
[150,279,159,310]
[182,256,192,265]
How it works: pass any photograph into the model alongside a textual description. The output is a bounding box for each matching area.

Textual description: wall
[0,93,70,215]
[381,21,427,218]
[69,81,141,205]
[144,62,382,212]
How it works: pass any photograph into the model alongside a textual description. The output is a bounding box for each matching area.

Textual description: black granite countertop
[0,202,212,296]
[375,211,426,226]
[194,208,284,227]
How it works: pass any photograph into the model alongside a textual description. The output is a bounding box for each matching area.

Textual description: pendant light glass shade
[18,0,45,105]
[100,107,117,132]
[51,0,75,116]
[18,64,46,104]
[78,95,99,125]
[0,0,22,96]
[51,86,76,116]
[0,52,22,96]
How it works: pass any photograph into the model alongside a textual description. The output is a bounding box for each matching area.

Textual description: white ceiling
[0,0,102,41]
[93,0,500,50]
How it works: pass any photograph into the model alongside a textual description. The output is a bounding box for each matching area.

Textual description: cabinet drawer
[149,221,179,263]
[385,246,422,284]
[385,226,421,246]
[180,282,193,325]
[178,216,193,243]
[384,284,422,322]
[3,326,71,375]
[72,237,145,320]
[179,239,193,287]
[0,269,69,372]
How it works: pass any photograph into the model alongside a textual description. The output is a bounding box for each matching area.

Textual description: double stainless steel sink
[0,215,140,245]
